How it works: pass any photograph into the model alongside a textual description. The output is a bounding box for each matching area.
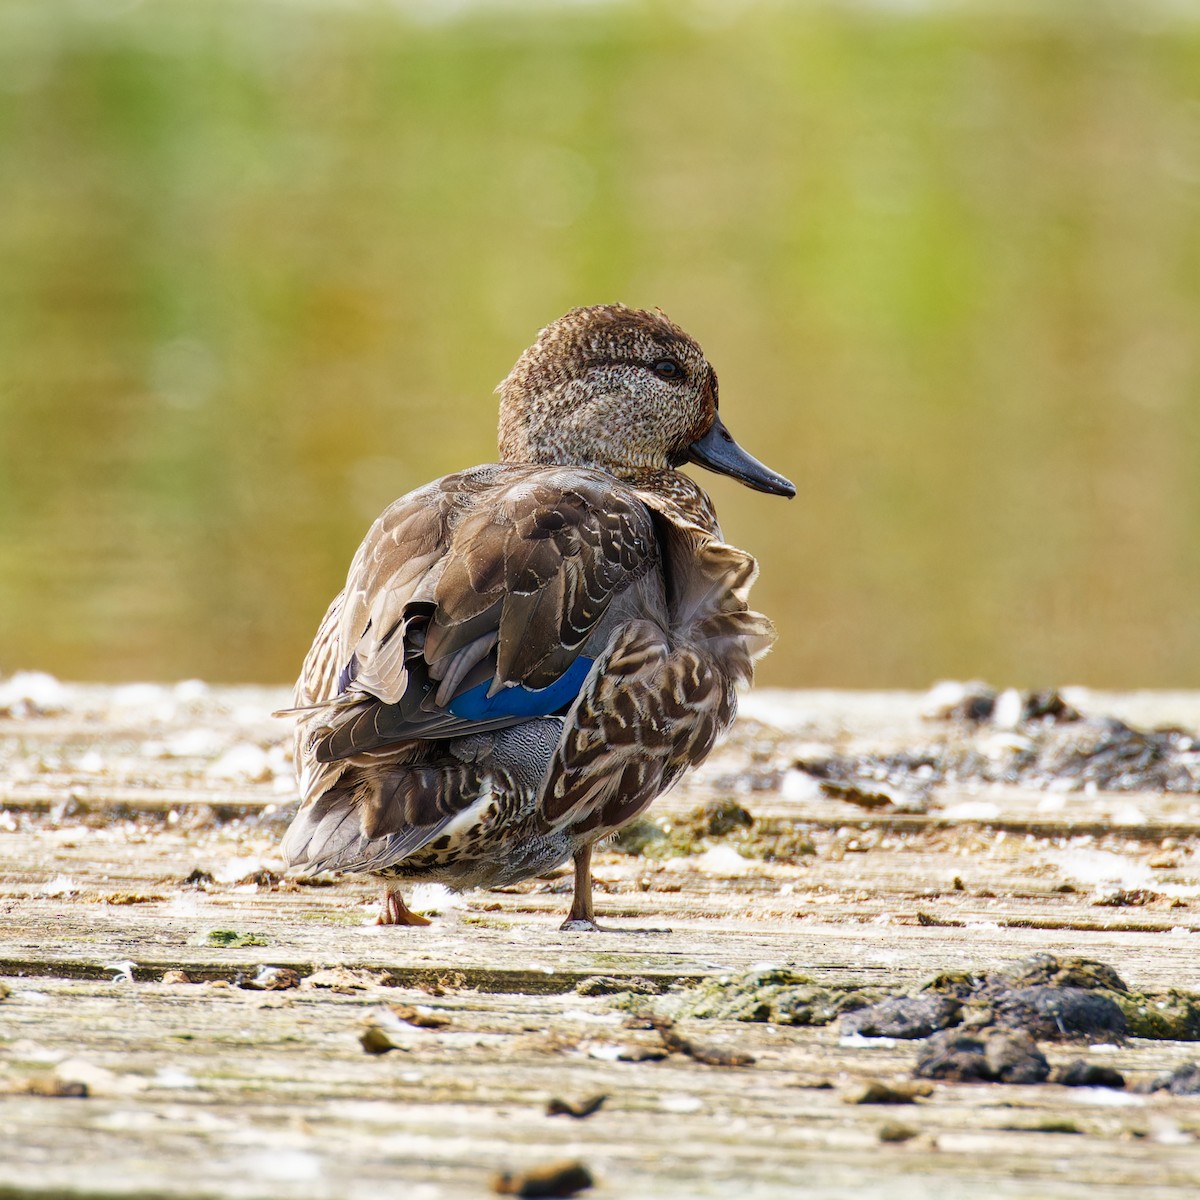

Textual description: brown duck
[281,305,794,929]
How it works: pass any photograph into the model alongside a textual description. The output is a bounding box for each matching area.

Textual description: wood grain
[2,684,1199,1198]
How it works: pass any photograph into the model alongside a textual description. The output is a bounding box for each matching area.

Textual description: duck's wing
[536,486,777,839]
[296,465,660,768]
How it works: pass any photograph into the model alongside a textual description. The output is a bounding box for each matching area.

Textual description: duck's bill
[687,416,796,498]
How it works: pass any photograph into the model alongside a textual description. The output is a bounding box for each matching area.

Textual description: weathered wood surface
[2,682,1200,1198]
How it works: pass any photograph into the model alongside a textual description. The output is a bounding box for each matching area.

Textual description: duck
[280,304,794,930]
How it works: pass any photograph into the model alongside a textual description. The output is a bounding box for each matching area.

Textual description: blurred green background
[2,0,1198,689]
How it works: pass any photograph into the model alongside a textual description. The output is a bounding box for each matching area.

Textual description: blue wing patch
[448,656,595,722]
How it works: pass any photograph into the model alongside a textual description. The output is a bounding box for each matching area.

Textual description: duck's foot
[376,884,432,927]
[560,916,605,933]
[559,917,673,934]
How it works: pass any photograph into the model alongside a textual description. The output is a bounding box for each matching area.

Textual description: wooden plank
[2,684,1200,1198]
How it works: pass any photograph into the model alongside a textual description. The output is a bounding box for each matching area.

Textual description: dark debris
[841,1079,932,1105]
[915,1027,1050,1084]
[492,1160,594,1198]
[674,966,882,1027]
[237,966,301,991]
[11,1075,89,1098]
[1052,1061,1126,1089]
[878,1120,919,1143]
[642,1015,755,1067]
[359,1021,407,1056]
[989,986,1126,1043]
[841,995,963,1040]
[546,1094,607,1119]
[574,975,663,997]
[782,689,1200,797]
[687,955,1199,1049]
[388,1003,451,1029]
[1141,1063,1200,1095]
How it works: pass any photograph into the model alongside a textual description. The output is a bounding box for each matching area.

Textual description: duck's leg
[560,844,602,932]
[559,843,673,935]
[376,882,432,926]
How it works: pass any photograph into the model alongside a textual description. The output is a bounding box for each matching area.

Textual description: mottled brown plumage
[280,304,794,929]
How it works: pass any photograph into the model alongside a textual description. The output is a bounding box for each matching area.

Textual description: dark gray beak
[686,415,796,498]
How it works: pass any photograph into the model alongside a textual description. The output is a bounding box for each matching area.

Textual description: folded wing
[294,465,660,774]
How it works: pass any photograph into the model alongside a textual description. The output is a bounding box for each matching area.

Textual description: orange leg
[376,882,432,927]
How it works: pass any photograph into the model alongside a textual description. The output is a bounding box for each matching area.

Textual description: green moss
[673,966,882,1026]
[971,954,1200,1041]
[921,970,984,998]
[1004,955,1129,994]
[205,929,268,947]
[676,967,809,1020]
[672,954,1200,1040]
[576,975,662,997]
[612,800,755,861]
[771,985,881,1026]
[1114,988,1200,1040]
[609,819,668,856]
[742,829,819,861]
[689,800,754,838]
[460,915,512,929]
[878,1121,918,1143]
[613,799,819,866]
[1033,1120,1082,1135]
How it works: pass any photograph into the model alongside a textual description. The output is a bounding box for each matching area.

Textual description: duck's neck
[615,467,723,538]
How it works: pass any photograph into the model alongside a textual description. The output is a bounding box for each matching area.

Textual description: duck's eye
[653,358,683,380]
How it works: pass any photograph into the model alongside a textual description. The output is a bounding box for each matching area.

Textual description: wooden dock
[2,682,1200,1198]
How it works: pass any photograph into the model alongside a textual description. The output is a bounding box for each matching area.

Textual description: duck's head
[497,304,795,498]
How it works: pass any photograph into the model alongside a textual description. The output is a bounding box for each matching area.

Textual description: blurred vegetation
[1,0,1198,688]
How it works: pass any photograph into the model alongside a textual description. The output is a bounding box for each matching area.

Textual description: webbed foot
[559,916,672,934]
[377,884,433,926]
[560,916,605,933]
